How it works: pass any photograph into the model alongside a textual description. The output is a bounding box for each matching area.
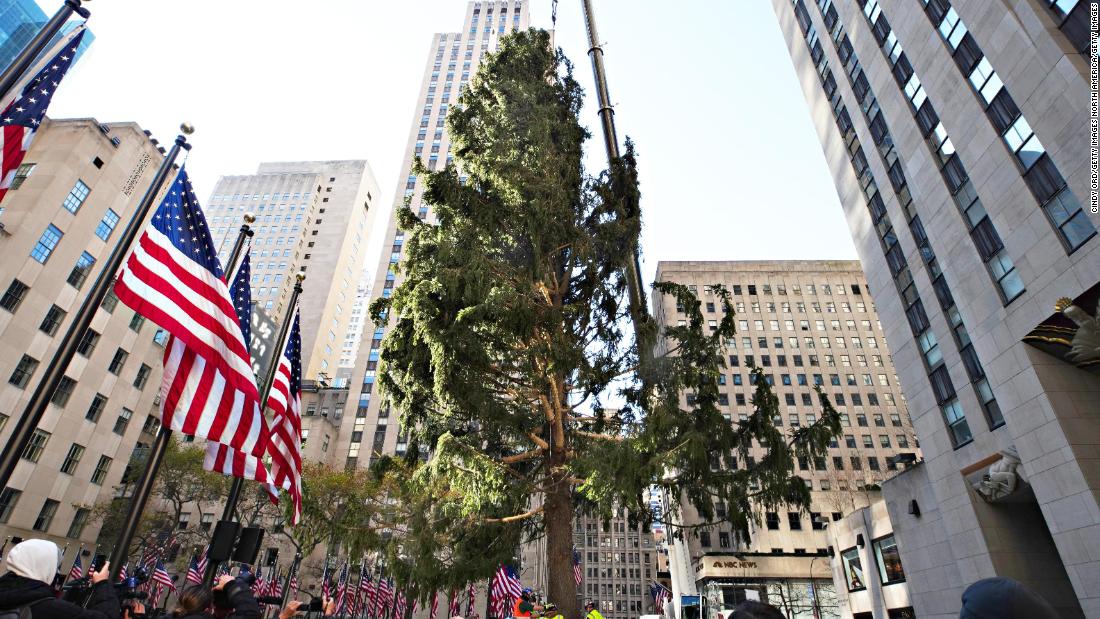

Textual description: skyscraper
[337,0,530,470]
[654,260,920,619]
[772,0,1098,615]
[203,160,380,382]
[0,117,168,550]
[0,0,94,68]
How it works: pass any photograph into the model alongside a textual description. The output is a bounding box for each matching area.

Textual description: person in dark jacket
[0,538,121,619]
[171,575,259,618]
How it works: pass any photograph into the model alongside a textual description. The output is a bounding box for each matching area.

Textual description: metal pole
[107,426,170,581]
[0,0,89,104]
[224,213,256,280]
[0,125,193,497]
[280,552,302,609]
[579,0,650,362]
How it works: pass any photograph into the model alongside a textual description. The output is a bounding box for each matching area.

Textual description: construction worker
[584,601,605,619]
[513,590,534,619]
[541,603,563,619]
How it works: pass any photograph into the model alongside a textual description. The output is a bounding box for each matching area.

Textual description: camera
[62,565,150,606]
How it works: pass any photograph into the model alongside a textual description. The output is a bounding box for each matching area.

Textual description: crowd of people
[0,538,1062,619]
[0,539,336,618]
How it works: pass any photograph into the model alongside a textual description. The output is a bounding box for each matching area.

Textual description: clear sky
[43,0,858,283]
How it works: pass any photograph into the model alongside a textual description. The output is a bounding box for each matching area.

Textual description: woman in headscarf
[0,539,121,619]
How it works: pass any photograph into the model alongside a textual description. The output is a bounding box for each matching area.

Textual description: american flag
[573,547,583,586]
[320,563,331,599]
[114,168,268,457]
[650,582,671,614]
[196,546,209,576]
[395,591,408,619]
[186,555,202,585]
[153,561,176,592]
[376,578,393,617]
[430,591,439,619]
[270,570,283,598]
[289,573,299,597]
[466,582,476,615]
[204,251,278,496]
[251,565,265,597]
[67,554,83,581]
[354,567,372,615]
[334,562,349,613]
[449,589,461,617]
[489,565,522,619]
[204,308,303,517]
[117,564,128,583]
[0,27,84,205]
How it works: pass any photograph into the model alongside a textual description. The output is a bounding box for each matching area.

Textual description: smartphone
[90,553,108,571]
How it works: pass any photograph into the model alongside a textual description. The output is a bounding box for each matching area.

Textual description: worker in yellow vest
[584,601,605,619]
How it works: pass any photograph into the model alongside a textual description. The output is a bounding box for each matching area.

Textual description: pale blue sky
[43,0,857,282]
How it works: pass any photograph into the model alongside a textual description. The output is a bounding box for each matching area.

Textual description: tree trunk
[544,465,578,619]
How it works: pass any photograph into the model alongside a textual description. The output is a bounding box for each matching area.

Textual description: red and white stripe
[116,225,267,456]
[265,342,303,523]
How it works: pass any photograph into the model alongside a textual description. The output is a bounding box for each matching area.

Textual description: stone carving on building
[973,447,1022,503]
[1055,297,1100,365]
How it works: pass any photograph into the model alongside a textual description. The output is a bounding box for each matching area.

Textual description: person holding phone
[171,575,260,618]
[0,539,121,619]
[276,596,336,618]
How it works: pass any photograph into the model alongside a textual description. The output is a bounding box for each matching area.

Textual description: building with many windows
[772,0,1099,616]
[336,0,530,470]
[655,261,921,619]
[0,117,169,554]
[202,160,380,382]
[0,0,94,69]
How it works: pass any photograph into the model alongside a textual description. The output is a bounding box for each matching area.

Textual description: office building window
[91,456,112,485]
[86,393,107,422]
[61,443,85,474]
[62,180,91,213]
[33,499,59,532]
[96,208,121,241]
[67,507,91,538]
[133,364,152,390]
[39,304,66,335]
[10,163,35,189]
[1,279,29,312]
[0,488,21,523]
[50,375,77,407]
[9,355,39,389]
[67,252,96,289]
[113,407,133,435]
[873,535,906,584]
[841,547,865,591]
[108,348,129,375]
[22,429,50,462]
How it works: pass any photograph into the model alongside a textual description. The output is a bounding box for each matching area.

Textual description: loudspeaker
[209,521,240,562]
[232,527,265,564]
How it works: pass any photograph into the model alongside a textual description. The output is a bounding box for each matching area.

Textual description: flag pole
[0,0,88,104]
[224,213,256,280]
[205,273,305,583]
[0,125,192,506]
[279,552,301,610]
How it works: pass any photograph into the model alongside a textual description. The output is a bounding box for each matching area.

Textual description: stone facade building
[655,261,921,619]
[0,117,170,555]
[771,0,1099,616]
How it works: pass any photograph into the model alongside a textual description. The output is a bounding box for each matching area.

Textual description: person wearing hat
[584,601,604,619]
[0,538,121,618]
[959,577,1058,618]
[541,603,563,619]
[513,589,534,619]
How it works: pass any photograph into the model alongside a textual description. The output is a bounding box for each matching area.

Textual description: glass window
[61,443,84,474]
[31,224,63,263]
[10,163,35,189]
[0,279,29,312]
[67,251,96,289]
[21,429,50,462]
[91,455,112,485]
[95,208,120,241]
[0,487,22,523]
[62,180,91,213]
[874,535,906,584]
[39,304,66,335]
[842,547,866,591]
[33,499,59,531]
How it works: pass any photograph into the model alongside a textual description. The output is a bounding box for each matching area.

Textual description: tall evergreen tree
[371,29,840,617]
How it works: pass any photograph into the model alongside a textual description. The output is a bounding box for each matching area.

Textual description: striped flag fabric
[320,563,331,599]
[203,251,278,496]
[67,554,83,581]
[195,547,209,578]
[573,547,583,586]
[117,564,128,583]
[430,591,439,619]
[395,591,408,619]
[153,561,176,592]
[0,27,85,205]
[114,168,268,457]
[489,565,521,619]
[355,567,372,615]
[289,573,299,597]
[376,578,394,617]
[466,582,476,615]
[449,589,461,617]
[334,562,349,612]
[650,582,671,614]
[270,570,283,598]
[264,310,304,523]
[186,555,202,585]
